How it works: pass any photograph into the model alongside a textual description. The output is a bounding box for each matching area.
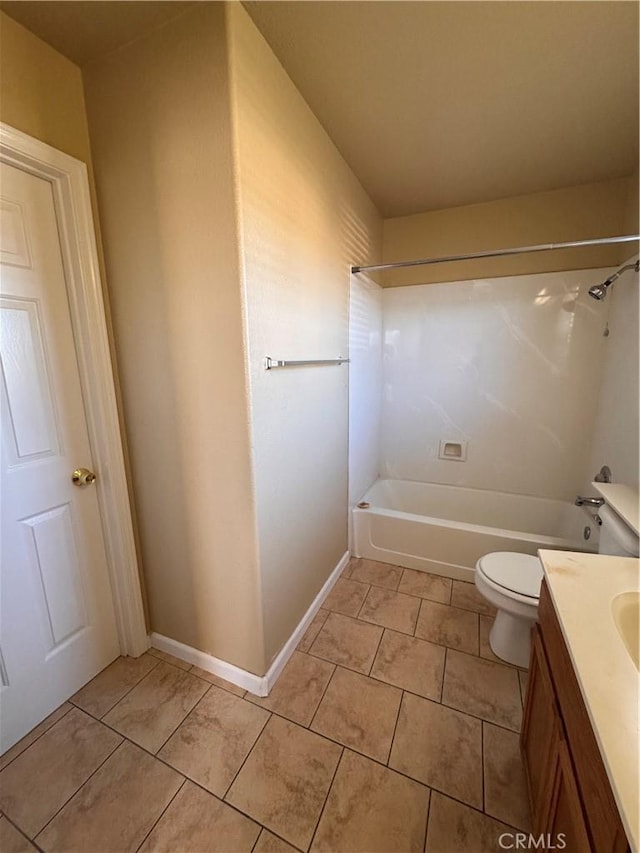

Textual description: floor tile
[479,615,522,668]
[226,715,341,851]
[480,614,506,665]
[103,661,209,752]
[519,670,529,707]
[322,578,370,617]
[0,707,121,836]
[189,666,246,697]
[415,600,479,654]
[0,703,72,772]
[358,586,420,634]
[36,741,182,853]
[248,652,334,726]
[298,610,330,653]
[309,612,382,674]
[398,569,452,604]
[443,650,523,731]
[389,693,483,808]
[71,653,159,718]
[311,667,402,763]
[341,558,356,577]
[254,829,299,853]
[148,647,192,670]
[483,722,531,830]
[139,780,260,852]
[159,686,269,797]
[348,558,403,590]
[370,629,445,701]
[425,792,513,853]
[0,817,37,852]
[451,580,496,615]
[311,749,430,853]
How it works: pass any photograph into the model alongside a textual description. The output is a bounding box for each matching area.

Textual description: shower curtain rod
[350,234,640,275]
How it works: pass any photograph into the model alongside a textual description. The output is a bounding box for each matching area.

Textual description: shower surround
[380,268,611,501]
[349,266,628,573]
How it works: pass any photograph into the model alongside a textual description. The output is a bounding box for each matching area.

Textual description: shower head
[588,283,609,301]
[588,259,639,301]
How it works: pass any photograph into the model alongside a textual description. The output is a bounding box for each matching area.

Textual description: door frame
[1,122,148,657]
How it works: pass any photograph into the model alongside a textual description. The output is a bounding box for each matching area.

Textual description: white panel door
[0,162,120,752]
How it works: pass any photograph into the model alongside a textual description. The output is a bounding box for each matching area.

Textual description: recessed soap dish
[438,440,468,462]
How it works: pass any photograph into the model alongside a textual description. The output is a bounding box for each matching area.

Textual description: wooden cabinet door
[521,626,561,831]
[544,739,593,853]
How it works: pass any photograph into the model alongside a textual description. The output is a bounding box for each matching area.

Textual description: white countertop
[539,549,640,852]
[592,483,640,536]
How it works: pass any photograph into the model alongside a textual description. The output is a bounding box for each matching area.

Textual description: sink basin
[611,591,639,670]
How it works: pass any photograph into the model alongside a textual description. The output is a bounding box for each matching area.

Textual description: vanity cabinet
[521,581,629,853]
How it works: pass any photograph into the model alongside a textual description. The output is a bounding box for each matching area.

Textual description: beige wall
[0,11,92,162]
[227,5,382,665]
[84,3,264,673]
[622,168,639,244]
[382,177,638,287]
[0,11,150,625]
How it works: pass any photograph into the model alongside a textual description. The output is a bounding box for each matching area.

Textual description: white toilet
[475,503,640,668]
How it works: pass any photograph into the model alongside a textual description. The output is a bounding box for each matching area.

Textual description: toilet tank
[598,504,640,557]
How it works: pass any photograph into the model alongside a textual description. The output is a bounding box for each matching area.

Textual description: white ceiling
[244,1,639,216]
[2,1,638,218]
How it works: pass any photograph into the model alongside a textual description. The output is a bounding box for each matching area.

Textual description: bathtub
[352,479,595,582]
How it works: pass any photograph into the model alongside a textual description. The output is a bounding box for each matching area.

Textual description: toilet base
[488,609,535,668]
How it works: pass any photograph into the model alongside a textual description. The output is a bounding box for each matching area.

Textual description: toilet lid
[478,552,543,599]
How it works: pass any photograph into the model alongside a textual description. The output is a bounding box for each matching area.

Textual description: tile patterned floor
[0,558,531,853]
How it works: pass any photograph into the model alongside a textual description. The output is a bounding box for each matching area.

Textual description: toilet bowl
[475,552,543,667]
[475,501,640,668]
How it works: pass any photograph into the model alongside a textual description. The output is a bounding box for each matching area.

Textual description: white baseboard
[261,549,350,694]
[149,631,267,695]
[150,550,350,697]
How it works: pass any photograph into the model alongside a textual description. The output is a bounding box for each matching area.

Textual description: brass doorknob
[72,468,96,486]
